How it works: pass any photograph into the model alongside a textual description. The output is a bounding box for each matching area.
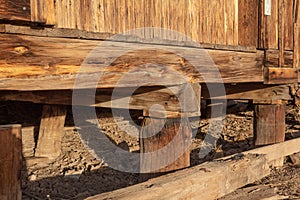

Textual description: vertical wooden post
[0,125,22,200]
[35,105,67,159]
[140,117,192,177]
[254,103,286,167]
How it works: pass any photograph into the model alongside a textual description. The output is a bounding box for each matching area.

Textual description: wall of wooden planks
[0,0,299,67]
[29,0,257,48]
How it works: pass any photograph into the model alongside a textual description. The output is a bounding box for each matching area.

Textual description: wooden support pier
[0,0,299,199]
[0,125,22,200]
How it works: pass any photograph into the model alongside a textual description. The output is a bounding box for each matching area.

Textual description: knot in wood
[13,46,30,55]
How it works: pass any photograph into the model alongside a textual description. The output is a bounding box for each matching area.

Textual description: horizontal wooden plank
[87,154,269,200]
[0,24,257,52]
[0,85,201,117]
[87,137,300,200]
[264,67,299,84]
[0,33,265,91]
[0,0,30,21]
[201,83,291,100]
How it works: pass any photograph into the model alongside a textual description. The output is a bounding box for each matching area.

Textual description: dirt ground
[0,101,300,200]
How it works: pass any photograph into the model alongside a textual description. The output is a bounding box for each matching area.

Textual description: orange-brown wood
[0,0,30,21]
[0,125,22,200]
[140,117,192,176]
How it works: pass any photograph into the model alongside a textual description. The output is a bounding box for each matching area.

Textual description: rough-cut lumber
[0,0,30,21]
[201,83,291,100]
[87,137,300,200]
[247,137,300,163]
[140,117,192,175]
[264,67,299,84]
[238,0,259,47]
[0,33,265,91]
[265,50,294,68]
[88,154,270,200]
[0,125,22,200]
[0,84,291,116]
[254,103,286,167]
[0,24,257,53]
[294,0,300,68]
[35,105,67,159]
[0,85,200,118]
[31,0,55,24]
[254,104,286,146]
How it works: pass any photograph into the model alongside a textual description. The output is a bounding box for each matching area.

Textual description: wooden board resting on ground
[87,137,300,200]
[0,33,265,91]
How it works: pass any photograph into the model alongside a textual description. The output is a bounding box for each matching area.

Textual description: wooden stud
[0,125,22,200]
[294,0,300,68]
[254,103,286,167]
[140,117,192,177]
[35,105,67,159]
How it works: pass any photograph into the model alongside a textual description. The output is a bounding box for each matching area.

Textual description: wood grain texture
[238,0,259,47]
[0,0,30,21]
[35,105,67,159]
[0,85,201,117]
[87,154,270,200]
[254,103,286,146]
[140,118,192,175]
[0,125,22,200]
[0,33,265,91]
[28,0,248,47]
[31,0,55,24]
[87,136,300,200]
[264,67,299,84]
[294,0,300,68]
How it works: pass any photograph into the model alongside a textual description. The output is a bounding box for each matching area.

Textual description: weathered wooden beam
[0,84,291,116]
[140,117,192,176]
[88,154,270,200]
[35,105,67,159]
[202,83,291,100]
[0,85,200,117]
[294,0,300,69]
[0,0,31,21]
[265,50,294,68]
[254,103,286,167]
[0,125,22,200]
[264,67,299,84]
[87,136,300,200]
[0,33,265,91]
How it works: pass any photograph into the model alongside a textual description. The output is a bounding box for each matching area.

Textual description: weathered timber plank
[0,33,265,91]
[87,136,300,200]
[247,137,300,163]
[0,84,291,112]
[264,67,299,84]
[0,24,258,52]
[0,125,22,200]
[201,83,291,100]
[31,0,55,24]
[0,85,201,117]
[254,103,286,146]
[87,154,270,200]
[140,117,192,175]
[295,0,300,69]
[254,103,286,167]
[238,0,259,47]
[265,50,294,68]
[0,0,30,21]
[35,105,67,159]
